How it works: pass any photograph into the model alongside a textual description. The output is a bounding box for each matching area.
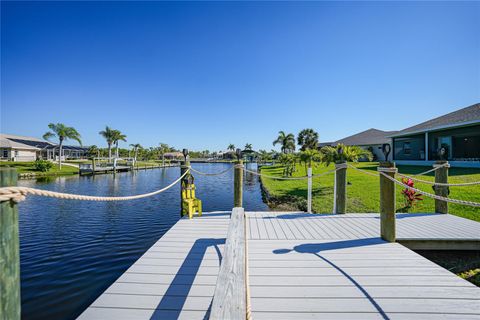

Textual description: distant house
[0,133,89,161]
[326,129,398,161]
[163,151,184,160]
[0,134,41,161]
[390,103,480,168]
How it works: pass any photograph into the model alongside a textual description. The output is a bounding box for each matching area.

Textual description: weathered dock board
[247,212,480,320]
[79,211,480,320]
[78,211,230,320]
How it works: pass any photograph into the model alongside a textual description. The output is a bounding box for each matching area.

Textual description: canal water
[17,163,267,320]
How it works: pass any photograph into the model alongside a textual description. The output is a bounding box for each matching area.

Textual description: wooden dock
[79,211,480,320]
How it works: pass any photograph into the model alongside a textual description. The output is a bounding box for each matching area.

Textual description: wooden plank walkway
[79,211,480,319]
[247,212,480,320]
[78,211,230,320]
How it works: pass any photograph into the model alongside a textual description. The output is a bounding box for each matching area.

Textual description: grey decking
[248,212,480,241]
[247,212,480,320]
[79,211,480,320]
[78,211,230,320]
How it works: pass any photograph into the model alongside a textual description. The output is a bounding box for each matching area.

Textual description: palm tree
[297,128,319,151]
[99,126,115,159]
[299,149,322,172]
[320,144,373,166]
[273,131,295,154]
[112,130,127,158]
[43,123,82,169]
[130,143,142,163]
[244,143,253,151]
[87,145,99,158]
[227,144,235,151]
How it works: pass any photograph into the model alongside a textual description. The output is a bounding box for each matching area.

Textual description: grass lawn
[259,162,480,222]
[0,161,79,176]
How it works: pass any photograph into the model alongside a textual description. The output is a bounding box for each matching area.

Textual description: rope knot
[0,187,27,203]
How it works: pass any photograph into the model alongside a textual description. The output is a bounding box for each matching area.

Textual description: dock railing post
[180,149,190,216]
[334,161,347,214]
[378,162,397,242]
[0,167,21,320]
[234,149,243,208]
[307,166,312,213]
[434,160,449,214]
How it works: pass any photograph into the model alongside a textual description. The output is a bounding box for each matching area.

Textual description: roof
[0,135,41,150]
[334,128,398,146]
[391,103,480,137]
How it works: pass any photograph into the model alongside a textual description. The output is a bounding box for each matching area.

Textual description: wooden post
[210,207,246,320]
[334,162,347,214]
[1,168,21,319]
[234,160,243,208]
[434,161,450,214]
[307,167,312,213]
[180,150,190,216]
[378,162,397,242]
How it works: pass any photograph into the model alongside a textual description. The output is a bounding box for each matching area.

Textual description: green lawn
[0,161,79,176]
[260,162,480,222]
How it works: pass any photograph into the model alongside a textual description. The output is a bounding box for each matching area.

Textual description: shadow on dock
[151,238,225,320]
[273,238,389,320]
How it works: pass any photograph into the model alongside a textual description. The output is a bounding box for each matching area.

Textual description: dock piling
[180,149,190,216]
[378,162,397,242]
[334,161,347,214]
[307,167,312,213]
[234,149,243,208]
[0,168,21,320]
[434,161,450,214]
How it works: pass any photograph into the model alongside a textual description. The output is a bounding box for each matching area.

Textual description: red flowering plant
[398,178,423,212]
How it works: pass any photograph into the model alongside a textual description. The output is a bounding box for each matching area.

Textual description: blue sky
[1,1,479,151]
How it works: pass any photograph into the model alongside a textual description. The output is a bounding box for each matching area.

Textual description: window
[403,142,411,155]
[2,149,8,158]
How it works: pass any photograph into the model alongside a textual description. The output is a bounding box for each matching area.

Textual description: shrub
[398,178,423,212]
[34,159,53,172]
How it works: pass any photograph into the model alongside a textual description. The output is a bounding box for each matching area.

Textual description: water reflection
[17,163,267,320]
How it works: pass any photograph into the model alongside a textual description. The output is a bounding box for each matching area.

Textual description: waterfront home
[390,103,480,168]
[319,129,397,161]
[0,134,41,161]
[0,133,89,161]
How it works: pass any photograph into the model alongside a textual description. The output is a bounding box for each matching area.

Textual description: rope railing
[378,171,480,208]
[396,172,480,187]
[347,163,480,187]
[0,169,190,203]
[242,166,338,180]
[189,165,235,176]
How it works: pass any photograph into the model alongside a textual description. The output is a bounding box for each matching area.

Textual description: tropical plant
[99,126,116,159]
[43,123,82,169]
[244,143,253,151]
[297,128,319,151]
[87,145,99,158]
[130,143,142,162]
[299,149,322,171]
[320,144,373,166]
[398,178,423,212]
[111,130,127,158]
[257,149,273,164]
[227,144,235,151]
[34,159,54,172]
[273,131,295,154]
[278,153,297,176]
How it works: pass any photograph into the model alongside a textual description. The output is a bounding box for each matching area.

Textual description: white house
[0,134,42,161]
